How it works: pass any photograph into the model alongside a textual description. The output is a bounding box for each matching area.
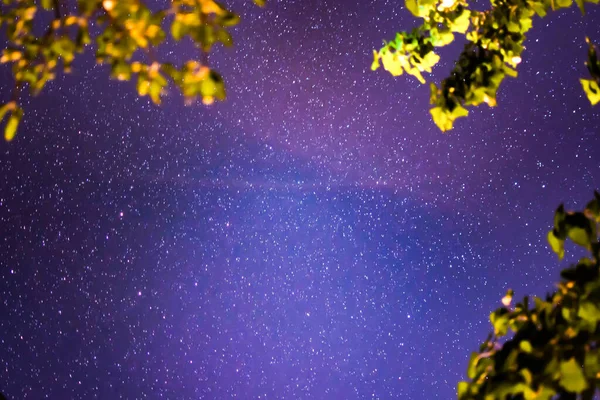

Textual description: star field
[1,0,600,398]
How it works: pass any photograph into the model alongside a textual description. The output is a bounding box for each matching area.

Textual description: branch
[52,0,61,20]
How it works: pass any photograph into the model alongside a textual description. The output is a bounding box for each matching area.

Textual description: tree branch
[52,0,62,20]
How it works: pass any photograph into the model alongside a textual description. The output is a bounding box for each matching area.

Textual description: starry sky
[1,0,600,399]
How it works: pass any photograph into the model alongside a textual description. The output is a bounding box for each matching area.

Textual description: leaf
[41,0,53,10]
[221,12,240,27]
[217,29,233,47]
[533,385,556,400]
[450,10,470,33]
[149,76,166,105]
[521,368,533,384]
[559,358,588,392]
[253,0,266,7]
[490,308,510,336]
[565,212,596,247]
[467,352,479,379]
[430,106,451,131]
[583,351,599,377]
[554,205,567,237]
[171,20,185,41]
[450,103,468,120]
[381,51,405,77]
[568,227,591,247]
[578,302,600,324]
[432,30,454,46]
[457,381,468,398]
[530,1,548,16]
[561,260,598,284]
[575,0,586,14]
[555,0,573,7]
[405,0,420,16]
[371,50,380,71]
[548,230,565,260]
[519,340,532,353]
[4,107,23,142]
[111,62,132,81]
[580,79,600,105]
[137,76,150,96]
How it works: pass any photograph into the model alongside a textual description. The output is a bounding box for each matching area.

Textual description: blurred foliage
[372,0,600,131]
[459,192,600,400]
[0,0,264,141]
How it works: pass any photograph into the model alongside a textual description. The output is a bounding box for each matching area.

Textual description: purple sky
[1,0,600,398]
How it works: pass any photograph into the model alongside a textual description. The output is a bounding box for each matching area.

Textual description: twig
[52,0,62,20]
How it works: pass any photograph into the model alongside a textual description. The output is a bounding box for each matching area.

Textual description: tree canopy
[372,3,600,397]
[0,0,263,141]
[372,0,600,131]
[458,193,600,400]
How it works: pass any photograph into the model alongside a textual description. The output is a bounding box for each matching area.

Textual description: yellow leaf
[371,50,380,71]
[580,79,600,105]
[4,107,23,142]
[559,358,588,393]
[381,51,404,77]
[547,230,565,260]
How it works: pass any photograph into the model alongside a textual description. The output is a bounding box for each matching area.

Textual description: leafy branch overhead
[0,0,265,141]
[459,192,600,400]
[372,0,600,131]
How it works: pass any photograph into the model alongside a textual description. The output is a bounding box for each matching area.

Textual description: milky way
[1,0,600,398]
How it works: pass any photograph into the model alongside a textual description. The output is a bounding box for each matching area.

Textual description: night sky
[1,0,600,399]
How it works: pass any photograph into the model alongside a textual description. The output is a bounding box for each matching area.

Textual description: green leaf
[490,308,510,336]
[467,352,479,379]
[4,107,23,142]
[171,20,185,41]
[583,351,599,377]
[253,0,266,7]
[568,227,591,247]
[221,12,240,27]
[559,358,588,392]
[575,0,586,14]
[565,212,596,247]
[548,230,565,259]
[578,302,600,324]
[217,29,233,47]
